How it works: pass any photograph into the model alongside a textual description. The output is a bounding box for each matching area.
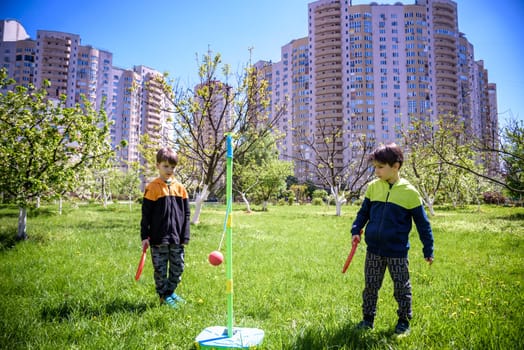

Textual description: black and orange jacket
[141,177,190,245]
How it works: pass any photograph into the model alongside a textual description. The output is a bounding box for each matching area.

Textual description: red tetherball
[208,250,224,266]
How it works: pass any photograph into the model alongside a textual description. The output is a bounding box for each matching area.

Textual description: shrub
[311,198,324,206]
[483,191,507,205]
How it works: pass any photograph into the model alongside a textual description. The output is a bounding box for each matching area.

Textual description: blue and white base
[195,326,265,349]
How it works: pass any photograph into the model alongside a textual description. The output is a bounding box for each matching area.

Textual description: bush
[311,198,324,206]
[312,189,328,200]
[483,191,507,205]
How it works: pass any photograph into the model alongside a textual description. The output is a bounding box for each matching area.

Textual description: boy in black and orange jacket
[141,148,190,308]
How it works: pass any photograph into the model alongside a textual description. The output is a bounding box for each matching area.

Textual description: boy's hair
[369,143,403,168]
[156,148,178,165]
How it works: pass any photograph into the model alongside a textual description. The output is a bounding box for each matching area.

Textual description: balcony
[434,55,456,66]
[436,71,457,81]
[317,70,341,80]
[437,79,457,89]
[314,32,340,43]
[435,39,456,50]
[316,94,343,104]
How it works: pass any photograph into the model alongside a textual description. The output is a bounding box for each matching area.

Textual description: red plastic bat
[342,231,362,273]
[135,246,148,281]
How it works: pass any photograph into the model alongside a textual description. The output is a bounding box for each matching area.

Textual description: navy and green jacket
[141,177,190,246]
[351,178,434,259]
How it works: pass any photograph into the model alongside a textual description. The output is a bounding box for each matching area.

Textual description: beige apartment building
[0,20,35,88]
[34,30,80,107]
[255,37,312,182]
[0,20,173,173]
[258,0,497,183]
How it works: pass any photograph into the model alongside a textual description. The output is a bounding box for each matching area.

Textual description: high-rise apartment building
[110,67,141,165]
[76,45,113,111]
[259,0,497,183]
[286,38,310,179]
[34,30,80,106]
[255,37,311,182]
[0,20,34,89]
[427,0,459,117]
[0,20,173,172]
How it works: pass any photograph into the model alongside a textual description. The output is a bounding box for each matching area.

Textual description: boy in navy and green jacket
[351,143,434,336]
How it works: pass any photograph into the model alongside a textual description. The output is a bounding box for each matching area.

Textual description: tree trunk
[240,192,252,213]
[17,207,28,240]
[418,188,435,216]
[335,199,343,216]
[191,184,210,224]
[102,176,107,208]
[331,187,346,217]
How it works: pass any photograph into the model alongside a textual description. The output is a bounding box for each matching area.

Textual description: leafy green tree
[233,133,280,212]
[419,114,523,200]
[402,113,481,214]
[312,189,328,200]
[500,118,524,199]
[233,161,260,212]
[137,133,162,184]
[109,163,142,203]
[290,184,309,204]
[0,69,114,239]
[253,159,293,211]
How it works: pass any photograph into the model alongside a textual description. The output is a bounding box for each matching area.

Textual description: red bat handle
[342,241,358,273]
[342,230,362,273]
[135,246,148,281]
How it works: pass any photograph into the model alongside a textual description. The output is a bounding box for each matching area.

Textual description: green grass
[0,203,523,349]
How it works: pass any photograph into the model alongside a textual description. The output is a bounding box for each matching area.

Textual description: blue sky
[1,0,522,125]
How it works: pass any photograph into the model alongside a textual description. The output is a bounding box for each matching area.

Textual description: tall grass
[0,203,522,349]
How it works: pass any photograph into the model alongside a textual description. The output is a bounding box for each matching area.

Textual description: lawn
[0,203,522,349]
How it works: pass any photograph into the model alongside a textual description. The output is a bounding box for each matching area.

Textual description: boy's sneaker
[356,319,374,330]
[161,295,180,309]
[169,293,186,304]
[394,319,410,337]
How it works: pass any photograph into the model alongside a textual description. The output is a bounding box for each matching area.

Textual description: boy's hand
[352,234,361,245]
[142,239,150,251]
[425,257,433,265]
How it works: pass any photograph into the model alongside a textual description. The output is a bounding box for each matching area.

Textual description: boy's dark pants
[151,244,185,298]
[362,252,412,322]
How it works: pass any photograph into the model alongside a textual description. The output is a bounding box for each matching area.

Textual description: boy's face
[373,161,400,184]
[156,161,176,181]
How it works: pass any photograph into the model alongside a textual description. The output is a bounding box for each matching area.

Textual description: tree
[155,51,285,223]
[499,118,524,199]
[294,121,373,216]
[233,133,280,212]
[0,69,114,239]
[137,133,162,185]
[109,163,142,205]
[252,159,293,211]
[419,113,524,199]
[402,113,481,214]
[290,184,309,204]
